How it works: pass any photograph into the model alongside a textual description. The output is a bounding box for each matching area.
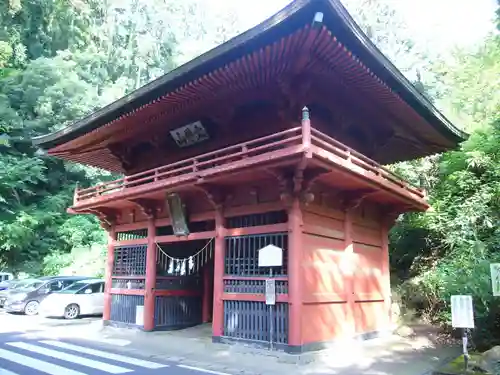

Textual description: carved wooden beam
[194,184,227,209]
[310,59,441,155]
[128,198,161,219]
[266,163,327,206]
[350,125,397,159]
[299,168,331,204]
[277,74,314,122]
[85,207,119,229]
[108,143,134,171]
[293,167,305,195]
[369,131,397,159]
[264,167,294,205]
[149,135,164,151]
[209,106,236,127]
[317,188,345,206]
[340,189,378,211]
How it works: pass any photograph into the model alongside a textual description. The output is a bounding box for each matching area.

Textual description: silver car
[39,279,105,319]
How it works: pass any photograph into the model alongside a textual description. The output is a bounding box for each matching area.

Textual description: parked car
[0,272,14,290]
[39,279,105,319]
[4,276,94,316]
[0,279,21,307]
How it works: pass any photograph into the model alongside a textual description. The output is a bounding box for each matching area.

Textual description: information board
[265,279,276,305]
[258,244,283,268]
[451,295,474,329]
[491,263,500,296]
[135,305,145,326]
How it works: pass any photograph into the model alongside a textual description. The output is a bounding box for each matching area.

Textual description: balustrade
[73,126,425,205]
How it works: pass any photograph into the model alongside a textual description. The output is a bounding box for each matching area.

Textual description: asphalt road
[0,331,232,375]
[0,312,231,375]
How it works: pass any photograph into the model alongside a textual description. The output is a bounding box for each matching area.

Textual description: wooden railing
[74,127,303,204]
[73,126,425,205]
[310,128,425,199]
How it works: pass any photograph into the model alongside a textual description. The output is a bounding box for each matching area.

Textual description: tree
[390,6,500,347]
[0,0,181,273]
[0,53,106,273]
[430,36,500,132]
[343,0,429,78]
[0,0,250,274]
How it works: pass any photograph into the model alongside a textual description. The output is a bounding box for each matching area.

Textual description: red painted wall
[300,200,390,346]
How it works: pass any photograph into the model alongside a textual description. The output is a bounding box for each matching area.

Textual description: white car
[39,279,105,319]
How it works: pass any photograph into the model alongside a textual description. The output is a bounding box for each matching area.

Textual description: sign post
[258,244,283,351]
[490,263,500,296]
[451,295,474,372]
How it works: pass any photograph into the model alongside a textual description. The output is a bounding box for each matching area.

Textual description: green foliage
[344,0,429,75]
[0,50,107,273]
[42,244,106,277]
[0,0,246,274]
[393,119,500,346]
[389,9,500,348]
[497,0,500,31]
[429,35,500,131]
[0,0,181,273]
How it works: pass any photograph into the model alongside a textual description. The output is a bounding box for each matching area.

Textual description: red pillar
[288,197,303,347]
[103,226,116,322]
[343,209,356,336]
[144,216,156,331]
[381,221,392,329]
[212,208,225,337]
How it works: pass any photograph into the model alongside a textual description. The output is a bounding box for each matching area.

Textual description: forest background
[0,0,499,347]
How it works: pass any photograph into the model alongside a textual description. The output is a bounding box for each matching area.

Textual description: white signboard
[451,295,474,329]
[491,264,500,296]
[265,279,276,305]
[135,305,144,326]
[258,244,283,267]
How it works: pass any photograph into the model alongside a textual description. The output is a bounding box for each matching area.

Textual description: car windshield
[12,279,43,289]
[57,281,88,294]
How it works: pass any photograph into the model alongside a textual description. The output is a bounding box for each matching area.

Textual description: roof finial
[312,12,324,27]
[302,106,310,121]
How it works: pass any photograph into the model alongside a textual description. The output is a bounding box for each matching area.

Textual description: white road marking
[6,342,132,374]
[0,348,87,375]
[41,340,168,369]
[177,364,232,375]
[0,369,20,375]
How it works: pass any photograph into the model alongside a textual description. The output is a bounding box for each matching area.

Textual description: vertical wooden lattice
[222,211,289,345]
[110,295,145,325]
[223,301,288,344]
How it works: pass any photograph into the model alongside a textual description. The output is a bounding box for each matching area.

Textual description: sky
[208,0,498,55]
[391,0,498,51]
